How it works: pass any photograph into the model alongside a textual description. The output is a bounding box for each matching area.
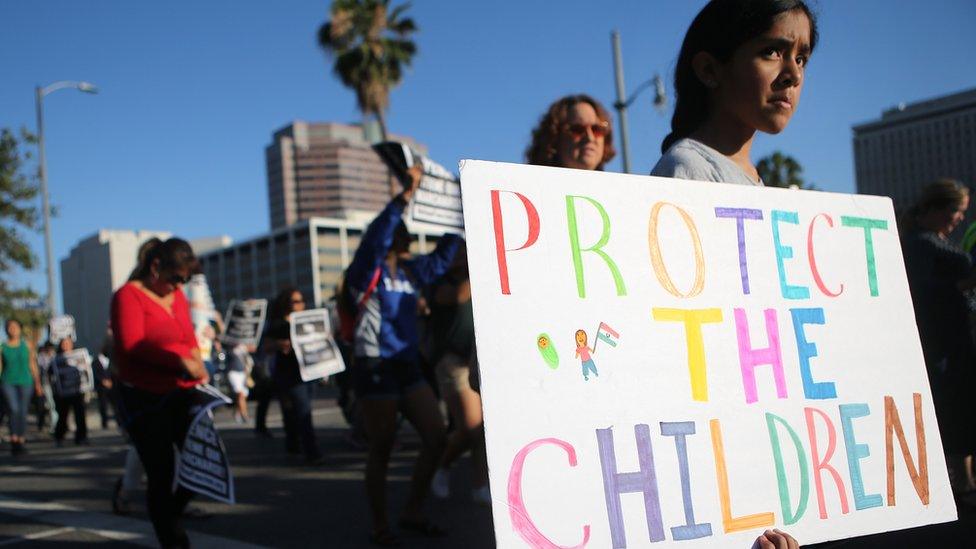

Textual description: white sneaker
[472,485,491,505]
[431,468,450,499]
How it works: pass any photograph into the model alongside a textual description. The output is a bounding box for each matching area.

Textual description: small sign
[176,384,234,504]
[62,348,94,394]
[290,309,345,382]
[373,141,464,230]
[49,315,76,343]
[220,299,268,347]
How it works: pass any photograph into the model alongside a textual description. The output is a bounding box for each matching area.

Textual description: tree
[756,151,814,190]
[0,127,47,332]
[318,0,418,157]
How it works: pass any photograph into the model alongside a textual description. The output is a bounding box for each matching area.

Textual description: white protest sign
[49,315,76,343]
[63,348,94,394]
[290,309,345,382]
[459,160,955,548]
[221,299,268,347]
[373,141,464,230]
[177,384,234,504]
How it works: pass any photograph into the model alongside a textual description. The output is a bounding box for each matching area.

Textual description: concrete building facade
[853,88,976,213]
[60,229,171,351]
[266,121,427,229]
[197,217,446,316]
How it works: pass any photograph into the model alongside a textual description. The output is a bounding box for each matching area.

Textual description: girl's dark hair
[898,178,970,233]
[128,237,198,282]
[5,318,22,332]
[270,286,302,321]
[525,94,616,169]
[661,0,819,154]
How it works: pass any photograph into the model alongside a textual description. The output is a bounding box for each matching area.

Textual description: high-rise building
[266,121,427,229]
[853,88,976,214]
[197,216,447,315]
[60,230,231,351]
[60,230,171,350]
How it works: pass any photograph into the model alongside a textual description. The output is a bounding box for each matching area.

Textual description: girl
[0,319,42,456]
[652,0,818,185]
[51,337,88,445]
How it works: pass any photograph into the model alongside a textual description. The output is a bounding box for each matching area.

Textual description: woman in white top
[652,0,818,189]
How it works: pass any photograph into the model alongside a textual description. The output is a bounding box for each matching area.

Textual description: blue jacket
[347,199,461,361]
[52,354,84,397]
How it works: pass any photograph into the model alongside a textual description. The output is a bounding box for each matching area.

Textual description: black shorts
[353,357,427,400]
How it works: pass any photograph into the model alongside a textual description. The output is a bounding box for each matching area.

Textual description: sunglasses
[291,299,305,305]
[167,272,191,285]
[563,121,609,140]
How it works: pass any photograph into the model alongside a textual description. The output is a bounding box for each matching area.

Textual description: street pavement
[1,387,975,548]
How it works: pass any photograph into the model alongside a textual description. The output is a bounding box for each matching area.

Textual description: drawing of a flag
[596,322,620,347]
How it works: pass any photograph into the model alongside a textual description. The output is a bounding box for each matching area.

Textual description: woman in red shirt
[111,237,208,549]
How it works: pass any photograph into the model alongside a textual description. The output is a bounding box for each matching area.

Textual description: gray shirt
[651,138,763,186]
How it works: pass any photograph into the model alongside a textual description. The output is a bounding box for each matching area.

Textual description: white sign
[62,348,94,394]
[49,315,76,343]
[221,299,268,347]
[290,309,345,382]
[177,384,234,504]
[373,141,464,229]
[459,160,955,548]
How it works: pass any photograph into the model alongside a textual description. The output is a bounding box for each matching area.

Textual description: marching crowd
[1,1,972,548]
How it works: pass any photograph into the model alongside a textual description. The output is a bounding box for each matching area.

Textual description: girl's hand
[755,529,799,549]
[182,356,208,381]
[277,339,292,354]
[399,164,424,203]
[34,383,43,398]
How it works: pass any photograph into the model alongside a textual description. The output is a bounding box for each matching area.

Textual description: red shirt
[111,282,202,393]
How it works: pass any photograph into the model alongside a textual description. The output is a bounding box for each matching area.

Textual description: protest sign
[49,315,76,343]
[373,141,464,230]
[62,348,94,394]
[176,384,234,504]
[459,160,956,548]
[221,299,268,347]
[290,309,345,382]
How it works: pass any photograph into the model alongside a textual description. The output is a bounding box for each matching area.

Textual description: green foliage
[0,127,45,328]
[756,151,815,190]
[318,0,418,139]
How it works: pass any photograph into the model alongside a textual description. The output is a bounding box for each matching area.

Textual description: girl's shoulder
[651,138,723,182]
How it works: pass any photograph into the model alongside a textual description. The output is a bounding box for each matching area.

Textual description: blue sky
[2,0,975,307]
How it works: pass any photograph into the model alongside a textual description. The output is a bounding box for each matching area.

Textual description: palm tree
[756,151,814,190]
[318,0,417,142]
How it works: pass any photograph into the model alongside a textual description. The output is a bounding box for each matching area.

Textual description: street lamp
[610,31,667,174]
[35,81,99,316]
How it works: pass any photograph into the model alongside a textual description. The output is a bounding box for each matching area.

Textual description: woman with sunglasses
[111,237,208,548]
[525,93,616,171]
[263,287,325,465]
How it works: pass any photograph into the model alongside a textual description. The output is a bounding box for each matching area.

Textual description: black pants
[95,385,114,428]
[54,394,87,443]
[276,378,321,459]
[119,385,194,548]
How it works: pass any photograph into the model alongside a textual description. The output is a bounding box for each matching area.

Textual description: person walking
[111,237,209,548]
[1,319,43,456]
[51,338,89,445]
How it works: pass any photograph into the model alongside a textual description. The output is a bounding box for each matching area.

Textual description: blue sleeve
[406,234,462,288]
[346,199,406,291]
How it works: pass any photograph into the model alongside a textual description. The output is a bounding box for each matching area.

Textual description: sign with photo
[49,315,76,343]
[290,308,345,382]
[373,141,464,230]
[221,299,268,347]
[177,384,234,504]
[460,160,955,548]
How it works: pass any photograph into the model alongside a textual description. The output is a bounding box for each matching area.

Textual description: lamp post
[35,81,98,316]
[610,31,667,174]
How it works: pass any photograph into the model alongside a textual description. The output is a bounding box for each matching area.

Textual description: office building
[266,121,427,229]
[853,88,976,213]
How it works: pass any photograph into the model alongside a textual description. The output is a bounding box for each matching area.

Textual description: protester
[525,94,616,171]
[652,0,817,185]
[111,237,208,548]
[1,319,43,456]
[900,179,976,497]
[347,164,461,545]
[250,352,276,438]
[427,244,489,504]
[225,343,255,423]
[263,287,325,465]
[95,329,115,429]
[51,337,89,446]
[34,341,57,434]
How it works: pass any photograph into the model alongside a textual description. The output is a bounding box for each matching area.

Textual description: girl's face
[290,291,306,314]
[6,321,20,339]
[712,10,812,135]
[923,196,970,237]
[60,338,74,353]
[556,102,607,171]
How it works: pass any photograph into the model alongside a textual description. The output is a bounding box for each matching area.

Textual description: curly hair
[525,94,616,170]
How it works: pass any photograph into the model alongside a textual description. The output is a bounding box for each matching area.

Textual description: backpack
[337,266,382,345]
